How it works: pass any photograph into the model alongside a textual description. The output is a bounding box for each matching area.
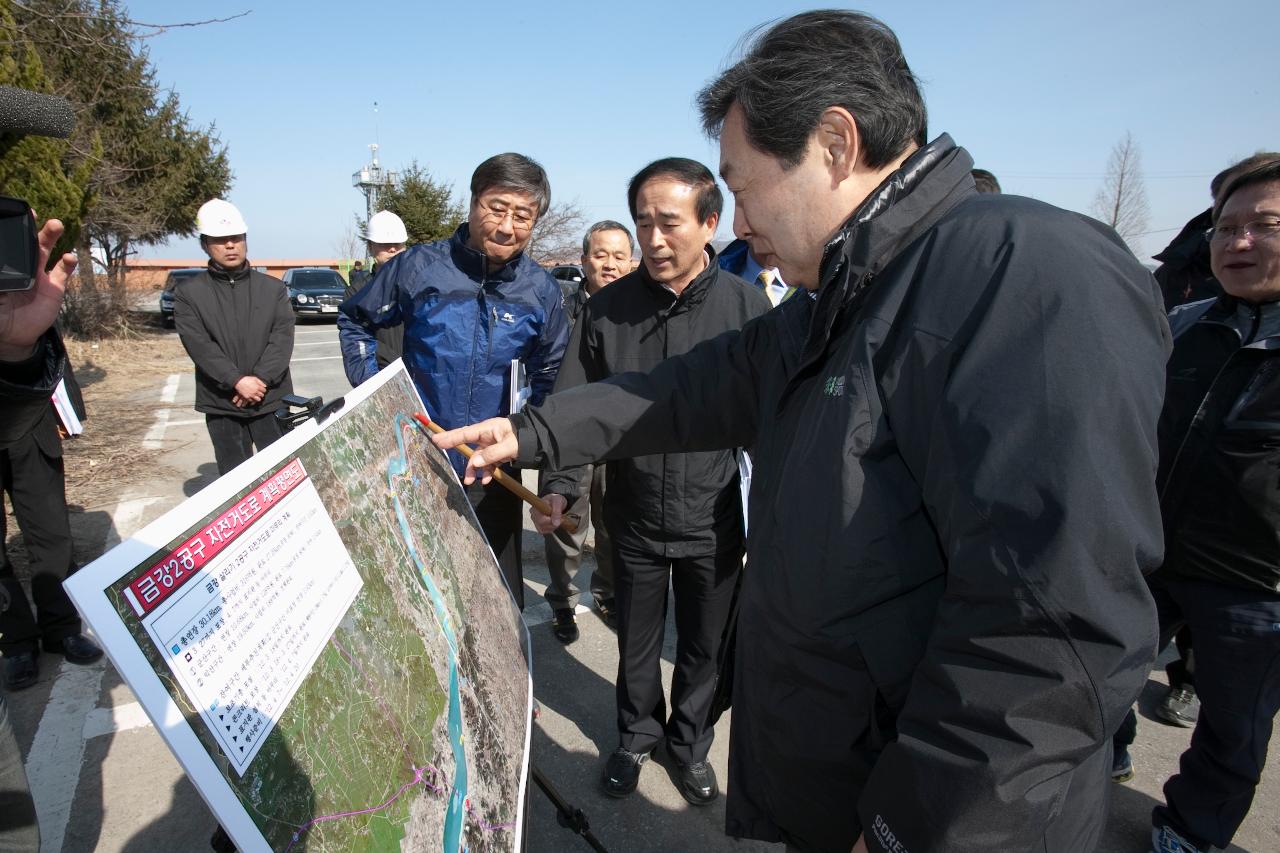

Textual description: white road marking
[164,417,206,428]
[293,340,338,347]
[83,701,154,739]
[141,374,181,449]
[291,355,344,362]
[26,660,105,853]
[158,373,180,405]
[522,602,590,628]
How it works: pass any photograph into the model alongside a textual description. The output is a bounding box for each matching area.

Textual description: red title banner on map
[124,459,308,617]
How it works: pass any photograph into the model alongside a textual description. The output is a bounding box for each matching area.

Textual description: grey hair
[581,220,635,256]
[697,10,927,170]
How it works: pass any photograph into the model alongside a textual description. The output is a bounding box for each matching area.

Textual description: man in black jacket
[0,213,81,847]
[539,220,633,639]
[1,215,102,692]
[1127,155,1280,853]
[534,160,769,804]
[342,210,407,372]
[434,12,1169,853]
[175,199,295,476]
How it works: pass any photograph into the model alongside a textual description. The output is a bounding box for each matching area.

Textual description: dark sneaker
[1111,747,1134,783]
[551,609,579,644]
[1155,687,1199,728]
[44,634,103,665]
[1151,824,1205,853]
[3,652,38,691]
[594,597,617,631]
[675,759,719,805]
[601,747,649,798]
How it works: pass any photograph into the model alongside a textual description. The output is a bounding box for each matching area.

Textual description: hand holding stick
[414,412,578,534]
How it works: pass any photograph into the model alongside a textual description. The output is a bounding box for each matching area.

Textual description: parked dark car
[158,267,205,327]
[282,268,347,320]
[550,264,584,284]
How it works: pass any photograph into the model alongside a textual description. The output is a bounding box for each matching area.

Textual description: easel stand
[530,763,610,852]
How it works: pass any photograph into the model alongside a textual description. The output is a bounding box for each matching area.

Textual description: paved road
[6,321,1278,852]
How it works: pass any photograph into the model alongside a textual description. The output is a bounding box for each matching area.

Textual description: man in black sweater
[175,200,295,476]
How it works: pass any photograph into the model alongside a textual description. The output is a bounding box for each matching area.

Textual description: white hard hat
[364,210,408,244]
[196,199,247,238]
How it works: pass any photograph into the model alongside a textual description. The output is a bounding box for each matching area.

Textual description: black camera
[0,195,38,292]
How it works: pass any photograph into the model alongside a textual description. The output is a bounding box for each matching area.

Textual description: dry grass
[60,325,193,511]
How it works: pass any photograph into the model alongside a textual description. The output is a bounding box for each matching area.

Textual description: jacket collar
[636,245,721,310]
[207,260,251,283]
[1153,208,1213,272]
[449,222,525,283]
[801,135,975,369]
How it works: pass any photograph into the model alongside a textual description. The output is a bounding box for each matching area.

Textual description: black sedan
[282,268,347,320]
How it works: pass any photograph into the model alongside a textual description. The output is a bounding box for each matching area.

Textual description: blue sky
[129,0,1278,263]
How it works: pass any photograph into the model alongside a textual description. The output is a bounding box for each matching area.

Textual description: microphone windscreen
[0,86,76,139]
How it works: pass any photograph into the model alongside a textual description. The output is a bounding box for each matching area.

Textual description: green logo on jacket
[823,376,845,397]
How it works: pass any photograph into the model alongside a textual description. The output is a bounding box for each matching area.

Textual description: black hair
[626,158,723,224]
[971,168,1001,194]
[697,10,927,170]
[1213,153,1280,220]
[470,153,551,216]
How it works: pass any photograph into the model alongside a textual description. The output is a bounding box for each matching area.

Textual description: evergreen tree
[373,161,465,245]
[0,0,94,259]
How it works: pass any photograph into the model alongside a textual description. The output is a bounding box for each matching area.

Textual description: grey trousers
[542,464,613,610]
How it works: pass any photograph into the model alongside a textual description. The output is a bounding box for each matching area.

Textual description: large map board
[65,365,532,852]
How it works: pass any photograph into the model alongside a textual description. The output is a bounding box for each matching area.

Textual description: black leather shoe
[1155,686,1199,728]
[601,747,649,798]
[44,634,104,665]
[3,652,38,691]
[551,609,579,644]
[675,760,719,806]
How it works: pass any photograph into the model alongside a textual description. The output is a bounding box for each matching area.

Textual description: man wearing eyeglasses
[1112,153,1280,853]
[339,153,569,610]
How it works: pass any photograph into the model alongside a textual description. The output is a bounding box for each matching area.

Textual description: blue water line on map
[389,413,468,852]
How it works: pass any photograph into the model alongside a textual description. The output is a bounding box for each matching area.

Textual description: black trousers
[612,540,742,764]
[205,412,284,476]
[466,479,525,611]
[0,432,81,655]
[1143,576,1280,850]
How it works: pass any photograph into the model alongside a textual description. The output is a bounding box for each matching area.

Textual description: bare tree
[526,199,587,265]
[1092,132,1150,251]
[332,217,364,262]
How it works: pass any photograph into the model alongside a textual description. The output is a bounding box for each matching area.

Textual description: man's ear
[816,106,860,181]
[702,212,720,235]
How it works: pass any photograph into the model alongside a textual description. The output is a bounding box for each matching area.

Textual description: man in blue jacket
[339,153,569,610]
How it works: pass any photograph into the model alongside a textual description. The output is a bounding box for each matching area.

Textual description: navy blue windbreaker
[338,224,568,474]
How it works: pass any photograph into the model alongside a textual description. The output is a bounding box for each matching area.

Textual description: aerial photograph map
[106,369,532,852]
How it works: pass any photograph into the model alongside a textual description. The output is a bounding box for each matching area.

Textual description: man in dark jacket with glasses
[433,12,1169,852]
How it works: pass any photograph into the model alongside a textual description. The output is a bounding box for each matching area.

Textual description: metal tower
[352,142,397,223]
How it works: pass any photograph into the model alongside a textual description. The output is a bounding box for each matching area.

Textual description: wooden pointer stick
[413,412,579,535]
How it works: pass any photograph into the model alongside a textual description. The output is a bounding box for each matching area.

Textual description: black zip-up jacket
[1154,208,1219,311]
[1158,295,1280,593]
[174,262,295,417]
[0,328,64,448]
[512,136,1169,852]
[541,253,769,557]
